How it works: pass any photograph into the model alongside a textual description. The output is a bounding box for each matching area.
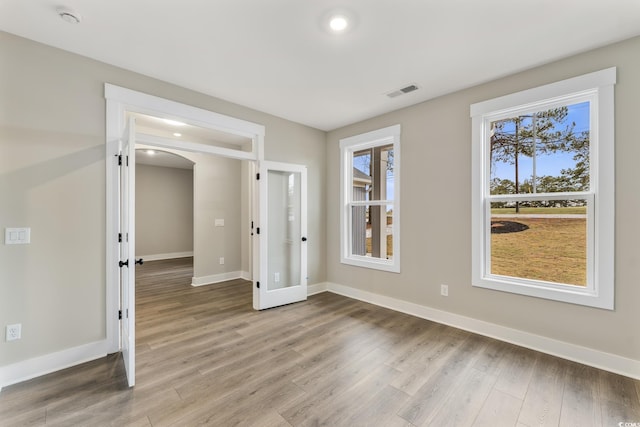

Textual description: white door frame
[105,84,265,354]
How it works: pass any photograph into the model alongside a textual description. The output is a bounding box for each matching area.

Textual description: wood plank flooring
[1,257,639,426]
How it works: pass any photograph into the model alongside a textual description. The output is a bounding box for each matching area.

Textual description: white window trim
[339,125,401,273]
[470,68,615,310]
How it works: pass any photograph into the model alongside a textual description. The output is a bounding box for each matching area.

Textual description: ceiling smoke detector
[386,84,419,98]
[57,8,82,24]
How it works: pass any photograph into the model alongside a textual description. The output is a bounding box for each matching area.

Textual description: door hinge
[256,173,260,180]
[118,233,122,243]
[117,154,122,166]
[256,227,260,235]
[118,310,122,320]
[256,281,260,289]
[126,155,129,167]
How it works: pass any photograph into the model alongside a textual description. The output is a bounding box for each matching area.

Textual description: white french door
[253,161,308,310]
[119,117,136,387]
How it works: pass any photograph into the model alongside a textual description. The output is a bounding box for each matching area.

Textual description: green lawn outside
[491,217,586,286]
[491,206,587,215]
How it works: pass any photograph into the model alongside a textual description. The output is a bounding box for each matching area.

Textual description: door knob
[301,237,307,242]
[135,258,144,265]
[118,259,129,268]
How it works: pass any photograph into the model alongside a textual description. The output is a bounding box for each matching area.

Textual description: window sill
[341,256,400,273]
[473,275,613,310]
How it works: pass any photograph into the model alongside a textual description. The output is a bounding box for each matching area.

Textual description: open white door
[119,117,136,387]
[253,161,307,310]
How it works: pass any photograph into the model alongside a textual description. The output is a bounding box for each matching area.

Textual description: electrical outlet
[219,257,225,265]
[6,324,21,341]
[274,272,280,282]
[440,284,449,297]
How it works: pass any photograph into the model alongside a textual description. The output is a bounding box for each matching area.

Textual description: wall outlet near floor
[440,284,449,297]
[219,257,225,265]
[6,324,21,341]
[274,272,280,283]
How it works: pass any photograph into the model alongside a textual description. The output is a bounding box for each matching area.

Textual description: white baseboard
[240,271,252,281]
[192,271,247,287]
[137,251,193,262]
[325,282,640,380]
[307,282,328,296]
[0,340,109,391]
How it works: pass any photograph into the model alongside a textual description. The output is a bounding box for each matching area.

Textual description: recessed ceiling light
[321,9,356,35]
[173,132,182,137]
[146,150,156,155]
[57,7,82,24]
[162,119,186,127]
[329,15,348,32]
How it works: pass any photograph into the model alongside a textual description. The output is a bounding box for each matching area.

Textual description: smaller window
[340,125,400,272]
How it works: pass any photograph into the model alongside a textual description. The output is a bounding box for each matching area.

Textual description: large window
[470,68,615,309]
[340,125,400,272]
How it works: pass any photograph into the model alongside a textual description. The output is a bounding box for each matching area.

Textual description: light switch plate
[214,219,224,227]
[5,228,31,245]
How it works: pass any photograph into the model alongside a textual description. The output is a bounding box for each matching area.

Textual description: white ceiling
[2,1,640,131]
[135,148,194,170]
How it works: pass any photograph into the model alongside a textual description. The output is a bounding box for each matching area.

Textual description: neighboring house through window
[340,125,400,272]
[470,68,616,309]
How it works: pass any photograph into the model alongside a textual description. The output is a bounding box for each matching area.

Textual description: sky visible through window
[491,102,589,186]
[353,148,395,201]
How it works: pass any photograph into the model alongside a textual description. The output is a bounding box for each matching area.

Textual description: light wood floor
[1,257,639,426]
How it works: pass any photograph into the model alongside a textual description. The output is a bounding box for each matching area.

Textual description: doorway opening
[131,111,254,287]
[106,84,264,387]
[106,84,308,387]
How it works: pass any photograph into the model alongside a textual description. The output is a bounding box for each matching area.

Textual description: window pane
[490,102,590,195]
[353,149,372,201]
[490,200,587,286]
[351,204,393,260]
[352,144,394,201]
[385,147,395,200]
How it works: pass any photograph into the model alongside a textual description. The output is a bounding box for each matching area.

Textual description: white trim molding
[137,252,193,262]
[192,271,247,286]
[307,282,329,296]
[0,340,109,391]
[321,282,639,380]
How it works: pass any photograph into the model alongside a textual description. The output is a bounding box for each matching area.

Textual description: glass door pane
[267,170,302,291]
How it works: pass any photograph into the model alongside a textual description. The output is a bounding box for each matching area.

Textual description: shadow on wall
[0,127,105,199]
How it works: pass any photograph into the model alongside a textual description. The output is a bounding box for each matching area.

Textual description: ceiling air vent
[386,84,419,98]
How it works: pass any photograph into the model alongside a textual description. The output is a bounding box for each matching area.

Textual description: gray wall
[326,36,640,362]
[135,164,194,258]
[136,148,245,279]
[191,154,242,278]
[0,31,326,367]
